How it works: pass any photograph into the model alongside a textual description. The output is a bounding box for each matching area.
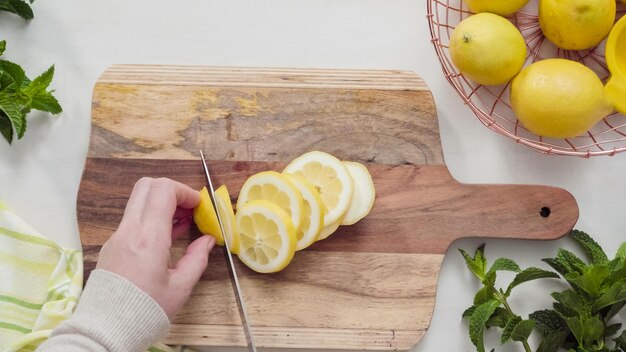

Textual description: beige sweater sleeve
[37,269,170,352]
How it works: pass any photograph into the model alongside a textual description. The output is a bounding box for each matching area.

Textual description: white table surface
[1,1,624,351]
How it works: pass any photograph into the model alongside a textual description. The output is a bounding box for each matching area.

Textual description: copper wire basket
[427,0,626,157]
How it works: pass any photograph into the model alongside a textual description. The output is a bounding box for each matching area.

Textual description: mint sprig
[461,230,626,352]
[0,40,61,144]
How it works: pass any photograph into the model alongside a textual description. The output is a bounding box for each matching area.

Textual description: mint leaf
[605,301,625,321]
[463,305,475,319]
[0,41,5,56]
[30,90,62,114]
[614,330,626,350]
[501,316,522,343]
[510,319,534,342]
[536,331,569,352]
[0,92,24,141]
[0,60,26,91]
[551,290,586,317]
[460,245,487,281]
[565,264,609,297]
[606,323,622,337]
[0,0,34,20]
[595,280,626,309]
[488,257,521,275]
[469,299,500,352]
[22,65,54,96]
[572,230,609,265]
[530,309,568,336]
[506,267,559,296]
[474,286,495,305]
[618,242,626,260]
[485,307,509,328]
[0,112,13,143]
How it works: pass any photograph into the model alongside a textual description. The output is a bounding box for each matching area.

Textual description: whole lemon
[465,0,530,16]
[450,13,526,86]
[539,0,616,50]
[510,59,613,138]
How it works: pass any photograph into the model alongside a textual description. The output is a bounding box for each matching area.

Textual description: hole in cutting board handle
[540,207,551,218]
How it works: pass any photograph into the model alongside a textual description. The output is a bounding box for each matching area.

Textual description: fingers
[171,235,215,289]
[174,206,194,220]
[172,217,193,239]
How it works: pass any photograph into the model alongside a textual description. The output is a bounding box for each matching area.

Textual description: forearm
[37,270,170,352]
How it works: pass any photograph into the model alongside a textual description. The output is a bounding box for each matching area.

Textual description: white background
[1,1,624,351]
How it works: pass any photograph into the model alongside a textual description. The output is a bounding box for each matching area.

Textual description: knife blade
[199,150,258,352]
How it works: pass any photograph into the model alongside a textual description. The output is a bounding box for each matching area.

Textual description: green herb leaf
[536,330,570,352]
[463,305,476,319]
[30,90,61,114]
[485,307,509,329]
[469,299,500,352]
[565,316,604,349]
[510,319,535,342]
[488,257,521,275]
[460,245,487,281]
[565,264,609,297]
[606,323,622,337]
[474,286,495,305]
[605,301,626,321]
[506,267,559,296]
[0,92,24,142]
[572,230,609,265]
[0,41,5,56]
[0,0,34,19]
[595,280,626,309]
[614,330,626,350]
[0,60,26,91]
[530,309,568,336]
[551,290,586,317]
[0,112,13,143]
[617,242,626,260]
[501,316,522,344]
[22,65,54,96]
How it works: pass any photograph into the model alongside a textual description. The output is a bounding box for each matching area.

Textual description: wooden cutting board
[78,65,579,350]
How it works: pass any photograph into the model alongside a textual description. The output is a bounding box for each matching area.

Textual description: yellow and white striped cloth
[0,202,83,352]
[0,203,194,352]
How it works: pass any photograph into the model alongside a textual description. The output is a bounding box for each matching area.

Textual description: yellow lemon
[449,13,527,85]
[283,174,325,250]
[539,0,615,50]
[193,185,238,252]
[465,0,530,16]
[510,59,614,138]
[236,200,297,273]
[236,171,304,233]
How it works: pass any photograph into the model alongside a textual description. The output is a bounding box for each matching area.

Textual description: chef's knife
[199,150,258,352]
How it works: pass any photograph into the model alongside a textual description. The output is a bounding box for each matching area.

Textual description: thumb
[172,235,215,289]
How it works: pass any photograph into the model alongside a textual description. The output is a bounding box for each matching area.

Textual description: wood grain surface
[78,65,579,350]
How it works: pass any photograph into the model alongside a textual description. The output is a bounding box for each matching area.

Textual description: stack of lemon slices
[193,151,376,273]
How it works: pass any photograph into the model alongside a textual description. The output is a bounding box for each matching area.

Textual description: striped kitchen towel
[0,202,83,352]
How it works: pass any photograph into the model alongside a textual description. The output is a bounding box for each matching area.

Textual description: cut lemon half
[283,174,325,250]
[341,161,376,225]
[236,171,304,232]
[193,186,224,245]
[283,151,353,227]
[193,186,240,253]
[236,200,297,273]
[214,185,239,254]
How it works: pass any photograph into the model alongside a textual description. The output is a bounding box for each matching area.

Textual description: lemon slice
[341,161,376,225]
[215,185,240,254]
[283,151,353,227]
[283,174,325,250]
[236,171,304,232]
[236,200,297,273]
[193,186,240,253]
[193,186,224,245]
[316,216,343,241]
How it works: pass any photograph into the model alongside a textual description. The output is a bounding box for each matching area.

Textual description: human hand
[96,177,216,319]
